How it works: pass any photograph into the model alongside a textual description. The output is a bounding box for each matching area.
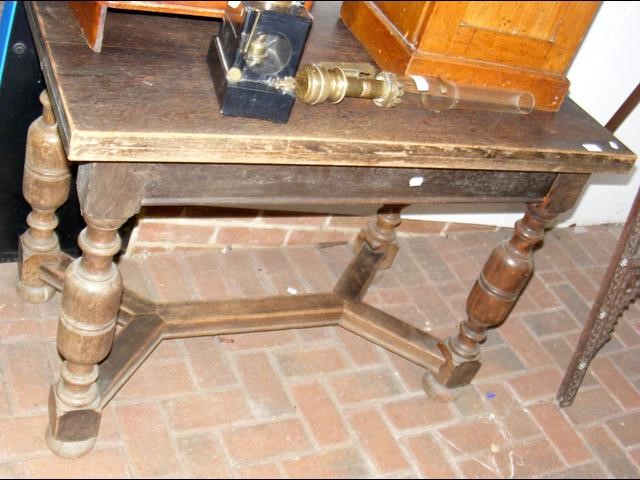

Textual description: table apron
[125,163,558,208]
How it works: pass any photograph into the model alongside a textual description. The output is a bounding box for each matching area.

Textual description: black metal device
[207,1,312,123]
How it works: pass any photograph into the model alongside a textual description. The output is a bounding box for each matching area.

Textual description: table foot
[46,394,100,459]
[422,371,464,402]
[16,278,57,304]
[46,428,97,459]
[46,425,98,459]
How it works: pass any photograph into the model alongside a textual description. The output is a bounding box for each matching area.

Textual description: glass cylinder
[396,75,535,114]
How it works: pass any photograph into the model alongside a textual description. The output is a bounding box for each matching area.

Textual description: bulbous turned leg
[17,90,71,303]
[47,223,123,458]
[354,206,402,269]
[424,203,556,401]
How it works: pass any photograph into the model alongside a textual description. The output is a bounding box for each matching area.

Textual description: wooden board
[26,1,635,174]
[138,163,557,206]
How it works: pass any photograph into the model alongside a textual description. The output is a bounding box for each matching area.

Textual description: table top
[27,1,635,173]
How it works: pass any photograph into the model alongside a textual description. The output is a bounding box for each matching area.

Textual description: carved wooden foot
[17,91,71,303]
[424,203,556,400]
[47,224,123,457]
[354,206,402,270]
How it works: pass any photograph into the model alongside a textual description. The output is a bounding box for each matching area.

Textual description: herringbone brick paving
[1,224,639,478]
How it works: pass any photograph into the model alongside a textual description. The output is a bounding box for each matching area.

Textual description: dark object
[557,186,640,407]
[558,86,640,407]
[0,1,83,263]
[605,82,640,133]
[207,1,312,123]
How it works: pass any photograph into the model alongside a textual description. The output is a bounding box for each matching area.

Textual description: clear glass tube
[396,75,535,114]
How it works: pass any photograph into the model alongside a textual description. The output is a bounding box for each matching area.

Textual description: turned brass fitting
[245,34,269,67]
[295,63,403,107]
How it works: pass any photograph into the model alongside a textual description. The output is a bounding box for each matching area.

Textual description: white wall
[406,1,640,228]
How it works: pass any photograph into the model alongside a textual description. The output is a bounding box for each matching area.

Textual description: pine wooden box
[340,1,600,112]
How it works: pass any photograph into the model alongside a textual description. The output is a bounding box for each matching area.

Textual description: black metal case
[207,1,312,123]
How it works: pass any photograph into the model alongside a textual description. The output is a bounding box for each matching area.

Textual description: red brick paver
[291,382,349,446]
[348,408,410,474]
[528,402,592,465]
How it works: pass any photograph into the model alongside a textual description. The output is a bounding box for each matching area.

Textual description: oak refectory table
[18,1,636,457]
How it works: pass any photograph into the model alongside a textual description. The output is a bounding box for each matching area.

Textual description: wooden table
[19,1,635,458]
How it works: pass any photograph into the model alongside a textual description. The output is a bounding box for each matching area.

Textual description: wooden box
[69,1,313,53]
[340,1,601,111]
[69,1,228,52]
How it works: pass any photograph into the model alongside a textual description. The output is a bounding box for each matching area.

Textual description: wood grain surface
[68,1,106,52]
[26,1,634,173]
[339,1,588,112]
[103,1,227,17]
[136,163,557,206]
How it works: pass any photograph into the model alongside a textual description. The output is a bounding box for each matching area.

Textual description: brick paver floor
[1,224,639,478]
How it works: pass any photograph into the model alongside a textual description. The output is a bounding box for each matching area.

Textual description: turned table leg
[47,163,144,457]
[424,174,589,400]
[356,206,402,269]
[334,206,402,301]
[17,91,71,303]
[47,223,124,457]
